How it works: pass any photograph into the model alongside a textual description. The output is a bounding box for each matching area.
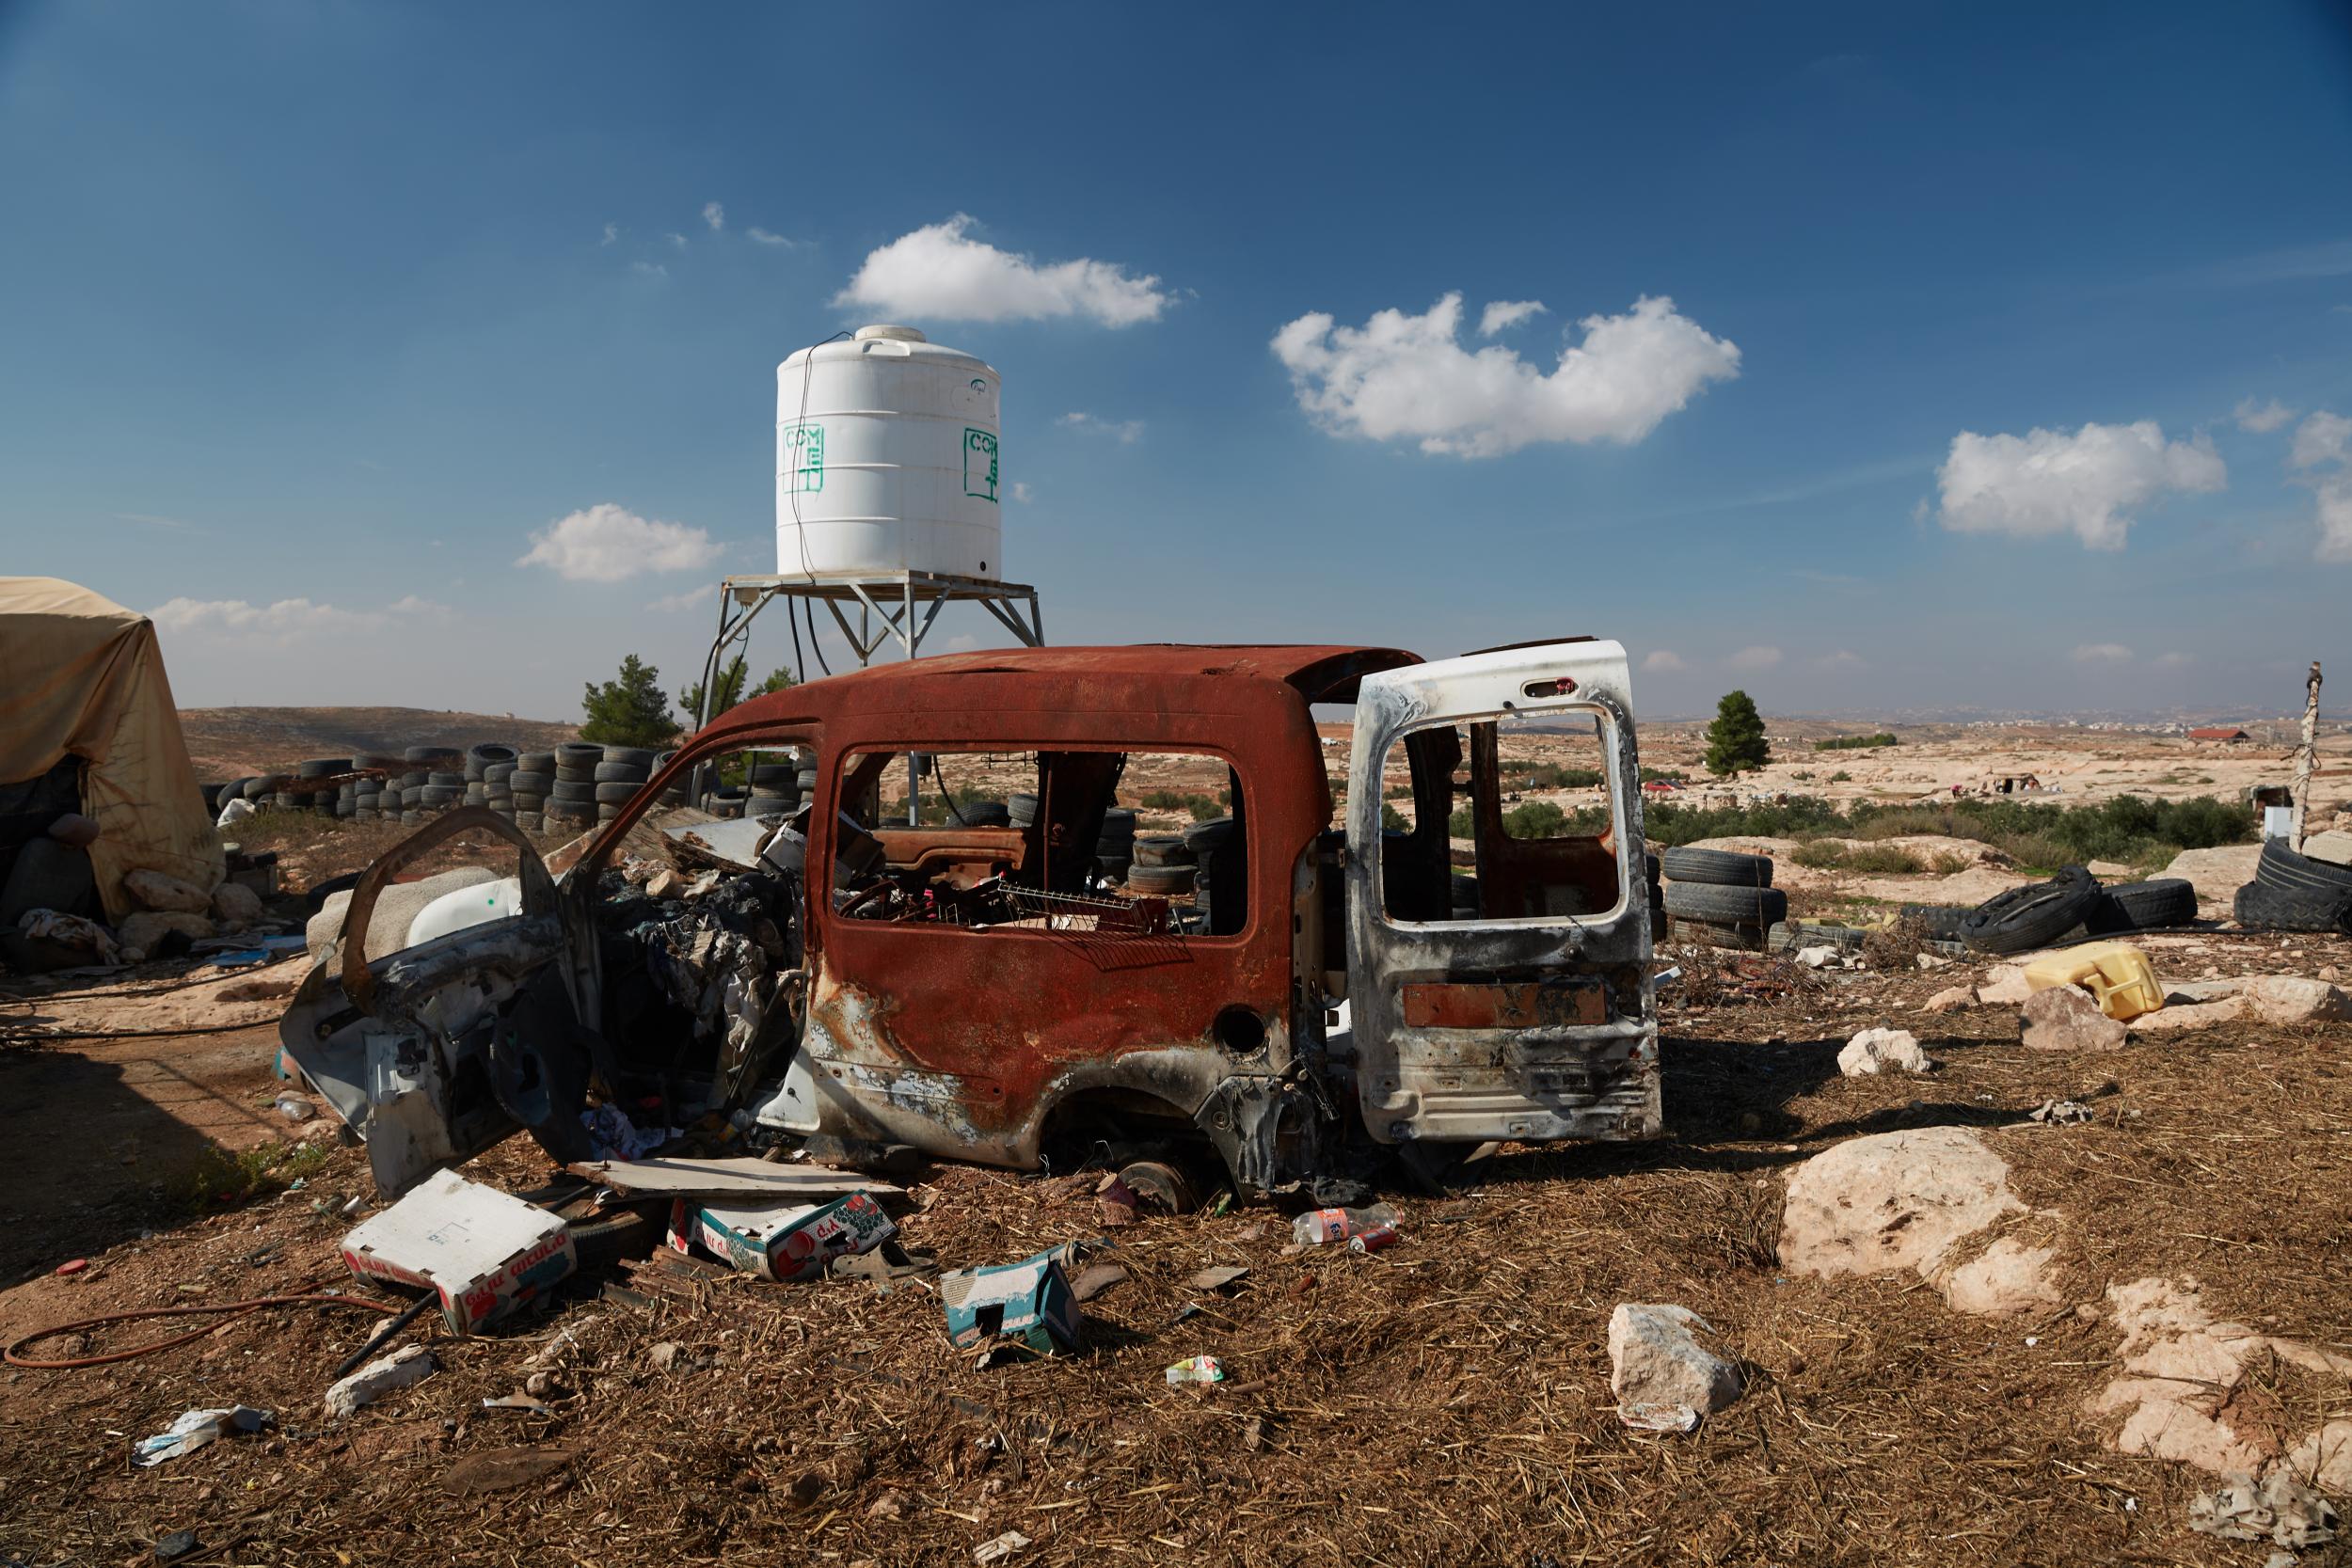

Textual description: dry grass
[1,933,2347,1564]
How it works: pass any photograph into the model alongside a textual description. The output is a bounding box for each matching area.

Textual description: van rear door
[1342,641,1658,1148]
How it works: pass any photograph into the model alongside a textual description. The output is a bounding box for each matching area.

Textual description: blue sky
[3,1,2349,721]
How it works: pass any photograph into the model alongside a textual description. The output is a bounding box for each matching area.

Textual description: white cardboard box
[342,1169,575,1333]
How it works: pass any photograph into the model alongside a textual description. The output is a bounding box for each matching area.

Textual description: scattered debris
[972,1528,1032,1564]
[1166,1354,1226,1385]
[1607,1304,1741,1429]
[672,1193,894,1281]
[133,1405,273,1467]
[941,1249,1081,1357]
[1094,1174,1142,1227]
[1836,1026,1932,1076]
[1292,1205,1395,1245]
[442,1444,577,1496]
[2027,1099,2094,1124]
[324,1345,437,1418]
[1072,1262,1128,1302]
[1184,1264,1250,1293]
[1347,1223,1401,1253]
[2188,1470,2340,1548]
[564,1155,899,1200]
[342,1169,576,1334]
[2024,942,2164,1021]
[580,1102,676,1161]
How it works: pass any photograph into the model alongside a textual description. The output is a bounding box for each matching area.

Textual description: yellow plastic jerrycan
[2023,941,2165,1022]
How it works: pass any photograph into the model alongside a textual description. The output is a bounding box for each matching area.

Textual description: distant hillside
[179,706,580,778]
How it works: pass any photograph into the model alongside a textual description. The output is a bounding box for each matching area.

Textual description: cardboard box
[673,1192,896,1282]
[342,1169,575,1334]
[940,1250,1081,1356]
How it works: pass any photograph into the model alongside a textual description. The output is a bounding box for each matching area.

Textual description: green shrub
[1814,733,1899,751]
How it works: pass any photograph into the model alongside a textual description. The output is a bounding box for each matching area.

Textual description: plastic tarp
[0,577,222,920]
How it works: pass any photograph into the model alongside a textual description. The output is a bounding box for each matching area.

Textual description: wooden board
[566,1155,902,1200]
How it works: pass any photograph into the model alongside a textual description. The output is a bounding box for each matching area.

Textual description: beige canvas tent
[0,578,222,921]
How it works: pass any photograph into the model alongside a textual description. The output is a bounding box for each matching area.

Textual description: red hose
[5,1291,400,1370]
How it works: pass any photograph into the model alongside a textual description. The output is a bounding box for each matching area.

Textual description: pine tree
[679,659,795,724]
[1704,689,1771,775]
[580,654,681,747]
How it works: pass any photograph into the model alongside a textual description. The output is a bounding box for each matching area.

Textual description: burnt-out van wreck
[283,641,1661,1204]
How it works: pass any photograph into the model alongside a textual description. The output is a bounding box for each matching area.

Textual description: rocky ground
[3,918,2347,1566]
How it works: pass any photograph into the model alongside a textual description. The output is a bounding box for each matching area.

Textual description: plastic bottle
[1291,1204,1396,1245]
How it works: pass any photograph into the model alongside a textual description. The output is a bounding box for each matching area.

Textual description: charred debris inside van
[283,641,1661,1205]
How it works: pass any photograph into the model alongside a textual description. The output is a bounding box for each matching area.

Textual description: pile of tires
[463,744,518,822]
[1958,867,2199,954]
[1126,831,1196,896]
[746,757,801,819]
[584,745,656,825]
[508,752,553,832]
[1095,808,1136,881]
[548,742,602,830]
[1186,816,1238,929]
[2234,840,2352,932]
[1658,846,1783,949]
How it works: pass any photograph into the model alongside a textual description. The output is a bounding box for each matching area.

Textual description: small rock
[118,910,215,958]
[1794,943,1843,970]
[154,1529,199,1561]
[1606,1303,1742,1425]
[1915,952,1953,971]
[2242,975,2352,1025]
[645,868,679,899]
[1977,965,2033,1006]
[2320,965,2341,983]
[2128,996,2248,1034]
[2285,1419,2352,1494]
[648,1341,685,1372]
[866,1489,912,1521]
[126,868,213,913]
[210,880,265,927]
[2021,986,2127,1052]
[1836,1026,1931,1077]
[1922,985,1977,1014]
[1937,1238,2062,1316]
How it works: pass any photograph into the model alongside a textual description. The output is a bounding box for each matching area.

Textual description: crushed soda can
[1346,1223,1400,1253]
[1165,1354,1224,1386]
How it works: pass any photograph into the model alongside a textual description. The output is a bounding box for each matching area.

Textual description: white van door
[1343,640,1660,1148]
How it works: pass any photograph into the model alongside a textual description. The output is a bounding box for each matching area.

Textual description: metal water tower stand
[691,567,1045,821]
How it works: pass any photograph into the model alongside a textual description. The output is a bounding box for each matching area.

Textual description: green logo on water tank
[963,428,998,503]
[784,422,825,494]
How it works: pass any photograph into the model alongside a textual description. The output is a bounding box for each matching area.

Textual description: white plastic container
[405,875,523,947]
[776,325,1003,580]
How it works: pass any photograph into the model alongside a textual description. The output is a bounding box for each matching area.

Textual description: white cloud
[113,512,190,530]
[600,222,618,246]
[516,503,721,583]
[2314,479,2352,562]
[1059,411,1143,444]
[666,232,688,250]
[644,582,718,614]
[1932,420,2225,550]
[2234,397,2294,433]
[2072,642,2134,664]
[386,594,453,619]
[2153,651,2192,668]
[747,227,804,248]
[1270,293,1740,458]
[1640,649,1687,673]
[151,596,377,639]
[1727,645,1782,671]
[1477,299,1548,336]
[1818,649,1865,669]
[833,214,1171,326]
[2290,410,2352,470]
[1009,482,1035,503]
[630,261,668,280]
[702,201,724,233]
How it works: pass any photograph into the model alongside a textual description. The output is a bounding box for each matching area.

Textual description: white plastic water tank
[776,325,1003,580]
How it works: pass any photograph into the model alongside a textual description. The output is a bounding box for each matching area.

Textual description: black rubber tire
[1184,816,1237,852]
[1100,807,1136,836]
[598,744,656,769]
[516,752,555,773]
[2255,840,2352,897]
[403,745,453,766]
[1661,846,1773,887]
[516,812,544,831]
[550,780,595,804]
[1127,862,1197,895]
[419,787,457,806]
[592,781,641,805]
[483,761,516,784]
[511,794,543,812]
[749,763,795,787]
[2234,879,2352,933]
[1008,791,1039,826]
[556,742,603,769]
[2089,879,2199,934]
[469,742,516,768]
[1960,867,2101,955]
[507,770,552,795]
[425,770,464,788]
[1899,904,1976,942]
[960,800,1010,828]
[1096,855,1133,882]
[243,777,278,800]
[566,1204,665,1269]
[1661,882,1788,925]
[746,795,794,817]
[1133,834,1194,867]
[593,760,651,784]
[296,757,341,779]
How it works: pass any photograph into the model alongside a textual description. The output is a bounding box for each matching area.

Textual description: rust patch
[1399,980,1605,1030]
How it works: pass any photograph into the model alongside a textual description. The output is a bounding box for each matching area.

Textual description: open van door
[1343,640,1659,1148]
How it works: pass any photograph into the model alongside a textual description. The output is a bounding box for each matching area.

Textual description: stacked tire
[1659,846,1783,950]
[2235,841,2352,932]
[510,752,552,832]
[548,742,601,831]
[1095,808,1136,882]
[1127,830,1198,898]
[746,757,800,819]
[296,756,344,815]
[591,745,656,823]
[1186,817,1238,931]
[465,744,516,819]
[355,768,385,822]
